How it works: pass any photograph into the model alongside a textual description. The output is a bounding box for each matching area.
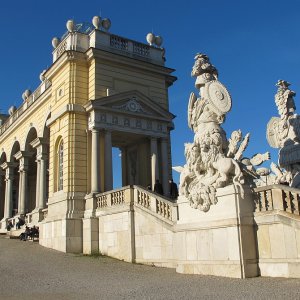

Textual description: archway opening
[25,127,38,213]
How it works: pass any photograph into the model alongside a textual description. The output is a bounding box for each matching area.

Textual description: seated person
[21,226,31,241]
[31,226,39,239]
[6,221,13,231]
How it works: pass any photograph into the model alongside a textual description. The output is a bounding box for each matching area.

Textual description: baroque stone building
[0,18,176,252]
[1,17,300,279]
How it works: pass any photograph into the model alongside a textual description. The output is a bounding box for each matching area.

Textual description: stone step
[7,229,24,238]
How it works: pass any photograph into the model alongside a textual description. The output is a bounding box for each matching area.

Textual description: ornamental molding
[112,97,151,115]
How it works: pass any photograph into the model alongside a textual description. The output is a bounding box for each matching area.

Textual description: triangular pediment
[85,90,175,121]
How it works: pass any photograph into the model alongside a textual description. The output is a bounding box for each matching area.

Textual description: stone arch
[54,135,63,192]
[41,110,51,140]
[0,152,7,165]
[24,127,38,212]
[9,141,20,163]
[25,127,38,151]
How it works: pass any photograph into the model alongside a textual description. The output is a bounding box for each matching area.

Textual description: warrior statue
[267,80,300,187]
[175,54,245,212]
[173,53,271,211]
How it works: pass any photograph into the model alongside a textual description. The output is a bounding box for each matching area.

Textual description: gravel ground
[0,235,300,300]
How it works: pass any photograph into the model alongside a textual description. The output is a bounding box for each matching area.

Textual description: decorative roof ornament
[146,33,163,47]
[40,70,47,82]
[92,16,101,29]
[66,20,75,33]
[102,18,111,31]
[155,36,163,47]
[146,33,155,46]
[22,90,32,102]
[52,37,60,48]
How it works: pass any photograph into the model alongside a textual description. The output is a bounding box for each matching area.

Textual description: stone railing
[0,80,51,136]
[110,35,129,51]
[95,185,178,223]
[254,184,300,215]
[26,213,33,224]
[90,30,164,65]
[133,186,178,223]
[95,186,129,209]
[41,208,48,221]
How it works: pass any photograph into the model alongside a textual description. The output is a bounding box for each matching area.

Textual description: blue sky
[1,0,300,186]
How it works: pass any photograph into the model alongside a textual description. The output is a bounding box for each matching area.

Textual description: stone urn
[66,20,75,32]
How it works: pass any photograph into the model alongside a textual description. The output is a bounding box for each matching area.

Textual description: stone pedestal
[83,217,99,254]
[0,218,7,232]
[39,192,85,253]
[175,185,258,278]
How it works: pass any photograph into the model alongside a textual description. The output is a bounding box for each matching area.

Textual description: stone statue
[176,53,247,212]
[267,80,300,188]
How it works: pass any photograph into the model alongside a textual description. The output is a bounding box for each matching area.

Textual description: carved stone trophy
[175,53,270,211]
[267,80,300,187]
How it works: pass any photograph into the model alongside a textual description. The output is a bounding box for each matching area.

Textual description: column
[150,137,159,190]
[30,138,49,211]
[2,163,15,219]
[35,160,41,209]
[120,147,128,187]
[104,130,113,191]
[18,156,29,215]
[0,170,5,219]
[91,129,101,193]
[38,154,48,209]
[160,138,169,196]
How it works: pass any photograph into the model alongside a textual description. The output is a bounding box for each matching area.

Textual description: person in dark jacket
[153,179,163,195]
[169,179,179,200]
[16,217,25,229]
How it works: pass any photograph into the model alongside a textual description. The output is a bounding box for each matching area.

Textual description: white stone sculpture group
[175,54,271,212]
[267,80,300,187]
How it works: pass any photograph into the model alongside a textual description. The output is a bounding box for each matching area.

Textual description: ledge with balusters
[254,184,300,216]
[94,185,178,224]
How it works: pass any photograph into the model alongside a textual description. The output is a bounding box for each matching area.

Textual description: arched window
[58,140,64,191]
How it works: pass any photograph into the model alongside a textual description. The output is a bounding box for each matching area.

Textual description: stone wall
[254,185,300,278]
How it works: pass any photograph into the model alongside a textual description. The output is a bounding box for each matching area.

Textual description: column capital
[30,137,49,149]
[0,162,18,170]
[14,151,33,161]
[91,128,100,134]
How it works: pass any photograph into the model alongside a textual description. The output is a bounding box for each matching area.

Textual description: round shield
[266,117,281,148]
[203,80,232,115]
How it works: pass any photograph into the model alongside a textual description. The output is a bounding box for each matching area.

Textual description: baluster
[260,191,267,211]
[291,192,300,215]
[284,191,292,213]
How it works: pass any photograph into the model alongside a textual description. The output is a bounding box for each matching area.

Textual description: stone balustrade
[254,184,300,215]
[53,30,165,65]
[41,208,48,221]
[95,186,129,209]
[0,80,51,136]
[95,185,178,223]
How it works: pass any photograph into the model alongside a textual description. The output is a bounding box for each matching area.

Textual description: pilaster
[150,137,159,190]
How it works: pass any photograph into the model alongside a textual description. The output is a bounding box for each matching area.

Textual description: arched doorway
[25,127,38,213]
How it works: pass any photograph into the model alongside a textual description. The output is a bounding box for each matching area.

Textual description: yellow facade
[0,20,176,252]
